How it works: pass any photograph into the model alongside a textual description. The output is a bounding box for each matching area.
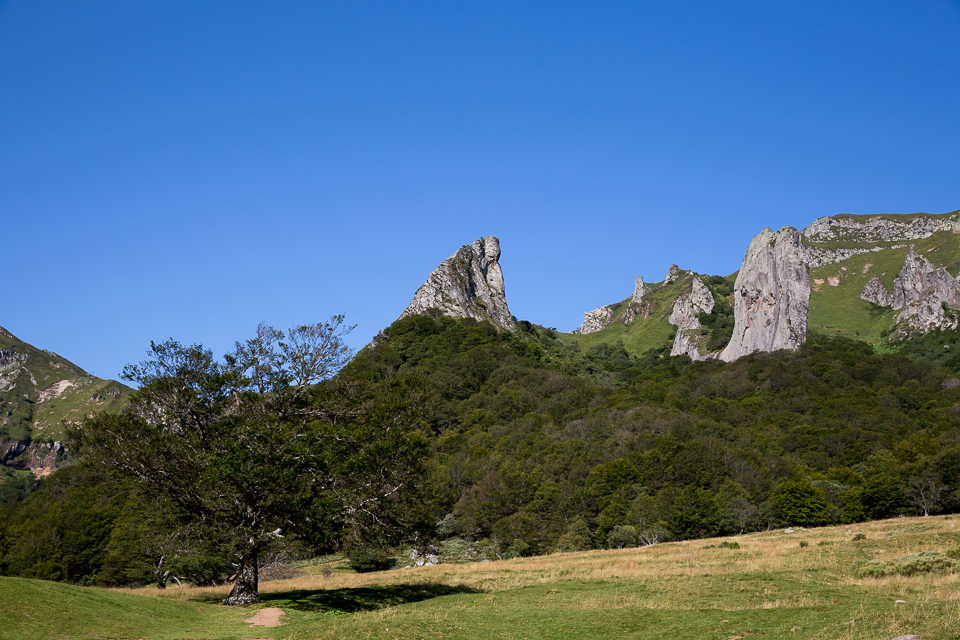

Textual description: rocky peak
[720,227,810,362]
[631,276,648,305]
[400,236,515,331]
[859,246,960,338]
[665,264,682,284]
[668,276,716,360]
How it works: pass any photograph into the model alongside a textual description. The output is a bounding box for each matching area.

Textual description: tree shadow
[259,583,483,613]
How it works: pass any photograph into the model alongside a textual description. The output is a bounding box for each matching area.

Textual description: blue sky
[2,1,959,380]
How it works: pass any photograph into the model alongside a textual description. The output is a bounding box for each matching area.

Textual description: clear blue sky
[2,1,959,380]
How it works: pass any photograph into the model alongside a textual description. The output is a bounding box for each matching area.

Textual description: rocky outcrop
[720,227,810,362]
[860,277,894,307]
[664,264,682,284]
[802,212,960,267]
[400,236,515,331]
[0,350,25,374]
[668,277,716,360]
[859,246,960,337]
[620,277,649,324]
[573,306,615,335]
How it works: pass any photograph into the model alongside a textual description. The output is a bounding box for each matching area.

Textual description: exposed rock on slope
[802,211,960,267]
[574,275,652,333]
[720,227,810,362]
[859,246,960,338]
[620,277,649,324]
[668,276,716,360]
[0,326,130,477]
[573,306,615,335]
[400,236,515,331]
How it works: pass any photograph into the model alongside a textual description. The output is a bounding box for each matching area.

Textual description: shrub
[799,541,809,548]
[347,548,397,573]
[852,533,867,541]
[718,540,740,549]
[770,480,829,526]
[606,525,639,550]
[856,551,954,578]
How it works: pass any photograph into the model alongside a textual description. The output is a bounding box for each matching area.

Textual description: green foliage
[860,474,909,519]
[0,464,126,584]
[555,519,592,552]
[344,314,960,555]
[852,533,867,541]
[771,480,829,526]
[348,547,397,573]
[717,540,740,549]
[71,320,429,604]
[605,525,638,549]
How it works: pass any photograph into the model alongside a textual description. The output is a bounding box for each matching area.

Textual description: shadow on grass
[258,583,483,613]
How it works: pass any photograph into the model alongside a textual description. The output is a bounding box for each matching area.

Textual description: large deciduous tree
[71,318,429,605]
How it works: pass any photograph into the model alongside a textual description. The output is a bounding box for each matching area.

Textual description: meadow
[4,515,960,640]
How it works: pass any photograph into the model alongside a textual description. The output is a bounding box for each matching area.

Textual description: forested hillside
[349,313,960,555]
[4,311,960,585]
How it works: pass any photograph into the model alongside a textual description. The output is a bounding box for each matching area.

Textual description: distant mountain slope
[0,326,130,476]
[805,211,960,349]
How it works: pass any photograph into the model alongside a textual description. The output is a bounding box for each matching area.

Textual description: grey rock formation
[665,264,682,284]
[803,212,960,267]
[0,350,25,374]
[573,306,615,335]
[400,236,515,330]
[631,276,648,305]
[620,276,649,325]
[668,277,716,360]
[858,246,960,337]
[860,276,895,307]
[720,227,810,362]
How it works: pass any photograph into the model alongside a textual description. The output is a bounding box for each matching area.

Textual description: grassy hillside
[807,230,960,349]
[0,326,130,445]
[9,514,960,639]
[557,272,737,359]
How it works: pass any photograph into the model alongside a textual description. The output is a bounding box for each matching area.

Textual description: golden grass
[113,514,960,620]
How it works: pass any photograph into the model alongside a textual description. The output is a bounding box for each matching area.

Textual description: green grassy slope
[0,576,247,640]
[557,273,736,358]
[0,326,131,444]
[8,515,959,640]
[807,229,960,349]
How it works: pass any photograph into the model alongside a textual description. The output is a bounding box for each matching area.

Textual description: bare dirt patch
[243,607,285,627]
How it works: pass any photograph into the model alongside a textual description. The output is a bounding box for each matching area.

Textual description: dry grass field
[88,514,960,639]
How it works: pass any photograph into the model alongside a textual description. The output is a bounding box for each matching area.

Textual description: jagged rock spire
[400,236,515,330]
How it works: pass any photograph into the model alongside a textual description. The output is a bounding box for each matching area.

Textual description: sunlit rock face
[860,246,960,338]
[669,276,716,361]
[720,227,810,362]
[400,236,515,330]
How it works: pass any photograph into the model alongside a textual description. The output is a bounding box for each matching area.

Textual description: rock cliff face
[859,246,960,337]
[572,306,615,335]
[574,275,651,333]
[802,212,960,267]
[400,236,515,331]
[619,277,649,324]
[668,276,716,360]
[720,227,810,362]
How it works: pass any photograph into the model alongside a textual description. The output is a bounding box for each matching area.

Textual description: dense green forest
[3,311,960,584]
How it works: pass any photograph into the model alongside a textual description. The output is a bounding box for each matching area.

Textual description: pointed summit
[400,236,515,330]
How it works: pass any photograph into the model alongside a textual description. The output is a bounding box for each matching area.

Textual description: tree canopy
[71,318,429,605]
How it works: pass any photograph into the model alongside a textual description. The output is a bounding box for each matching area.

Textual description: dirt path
[243,607,285,627]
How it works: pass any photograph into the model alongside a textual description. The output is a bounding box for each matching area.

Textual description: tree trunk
[223,552,260,606]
